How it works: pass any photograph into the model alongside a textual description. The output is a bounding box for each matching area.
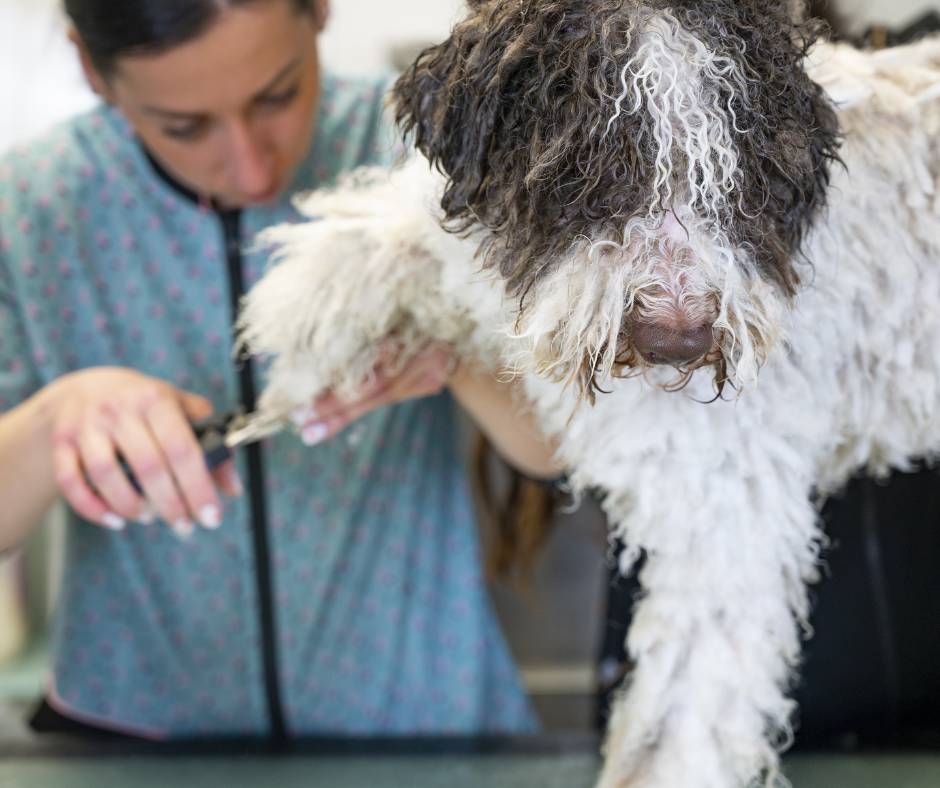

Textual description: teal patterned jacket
[0,72,535,738]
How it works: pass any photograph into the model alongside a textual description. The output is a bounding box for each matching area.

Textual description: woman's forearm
[448,361,562,480]
[0,389,59,553]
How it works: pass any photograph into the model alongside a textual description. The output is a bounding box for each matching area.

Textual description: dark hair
[64,0,315,75]
[394,0,839,305]
[472,433,562,581]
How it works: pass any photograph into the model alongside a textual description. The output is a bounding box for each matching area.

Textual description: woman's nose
[227,122,276,199]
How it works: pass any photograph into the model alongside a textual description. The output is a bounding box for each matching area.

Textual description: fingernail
[290,406,318,427]
[172,519,194,540]
[102,513,126,531]
[301,422,330,446]
[138,505,156,526]
[199,505,222,530]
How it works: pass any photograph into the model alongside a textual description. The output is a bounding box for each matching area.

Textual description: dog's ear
[730,2,842,288]
[773,80,841,259]
[392,13,502,223]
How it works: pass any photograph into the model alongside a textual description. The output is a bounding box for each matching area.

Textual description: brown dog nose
[632,322,715,366]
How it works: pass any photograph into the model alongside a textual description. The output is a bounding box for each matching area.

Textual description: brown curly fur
[393,0,840,316]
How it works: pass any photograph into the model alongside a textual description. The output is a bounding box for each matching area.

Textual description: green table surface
[2,700,939,788]
[2,745,940,788]
[2,752,940,788]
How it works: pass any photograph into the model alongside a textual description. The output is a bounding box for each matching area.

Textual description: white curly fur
[603,8,778,386]
[610,11,745,220]
[235,35,940,788]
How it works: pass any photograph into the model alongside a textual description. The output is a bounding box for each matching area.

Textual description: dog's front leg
[236,157,493,433]
[588,408,822,788]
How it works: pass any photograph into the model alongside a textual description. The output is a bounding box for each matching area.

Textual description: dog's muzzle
[631,321,716,366]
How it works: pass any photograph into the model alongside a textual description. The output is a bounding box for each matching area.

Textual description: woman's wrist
[0,385,66,549]
[445,353,473,396]
[447,360,561,480]
[32,374,71,451]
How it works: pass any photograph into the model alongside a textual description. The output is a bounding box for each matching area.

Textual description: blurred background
[1,0,939,745]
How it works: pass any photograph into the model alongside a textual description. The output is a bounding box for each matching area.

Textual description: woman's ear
[68,26,112,102]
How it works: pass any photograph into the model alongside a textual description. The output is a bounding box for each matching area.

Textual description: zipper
[219,209,287,744]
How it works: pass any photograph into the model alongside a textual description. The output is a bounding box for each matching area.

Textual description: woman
[0,0,558,738]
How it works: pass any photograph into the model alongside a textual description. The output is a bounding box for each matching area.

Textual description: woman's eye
[257,86,300,108]
[163,122,208,142]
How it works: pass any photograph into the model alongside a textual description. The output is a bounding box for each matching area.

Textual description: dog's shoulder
[808,37,940,112]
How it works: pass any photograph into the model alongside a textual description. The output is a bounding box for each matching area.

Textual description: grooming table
[1,702,939,788]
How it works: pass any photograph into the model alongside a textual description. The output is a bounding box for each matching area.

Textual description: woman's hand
[290,343,457,446]
[40,367,241,537]
[289,341,560,480]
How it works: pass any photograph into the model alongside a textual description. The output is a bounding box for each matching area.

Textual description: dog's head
[394,0,840,395]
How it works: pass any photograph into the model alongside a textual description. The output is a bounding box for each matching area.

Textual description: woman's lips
[243,184,280,204]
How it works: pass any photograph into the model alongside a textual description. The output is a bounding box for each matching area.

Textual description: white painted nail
[199,505,222,530]
[290,406,317,427]
[172,519,194,540]
[101,513,126,531]
[301,422,330,446]
[138,505,156,526]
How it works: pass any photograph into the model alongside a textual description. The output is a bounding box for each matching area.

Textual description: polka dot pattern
[0,73,534,737]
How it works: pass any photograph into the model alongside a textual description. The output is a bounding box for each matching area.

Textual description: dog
[234,2,940,786]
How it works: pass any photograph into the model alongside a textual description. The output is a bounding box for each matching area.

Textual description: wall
[0,0,472,152]
[0,0,95,152]
[317,0,940,69]
[319,0,465,75]
[843,0,936,32]
[5,0,939,143]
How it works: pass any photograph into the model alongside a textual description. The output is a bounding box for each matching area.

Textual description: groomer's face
[77,0,326,208]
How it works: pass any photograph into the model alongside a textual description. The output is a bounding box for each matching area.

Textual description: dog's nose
[632,322,715,366]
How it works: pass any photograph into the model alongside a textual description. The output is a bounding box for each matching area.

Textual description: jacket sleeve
[0,244,41,413]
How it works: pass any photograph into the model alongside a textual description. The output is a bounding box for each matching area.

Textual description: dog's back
[792,38,940,490]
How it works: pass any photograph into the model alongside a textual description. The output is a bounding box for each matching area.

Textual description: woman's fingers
[52,438,124,530]
[211,459,244,499]
[110,408,196,533]
[299,342,446,423]
[304,371,392,423]
[295,345,456,446]
[177,390,214,423]
[77,424,147,522]
[111,415,194,537]
[46,370,234,538]
[143,397,222,533]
